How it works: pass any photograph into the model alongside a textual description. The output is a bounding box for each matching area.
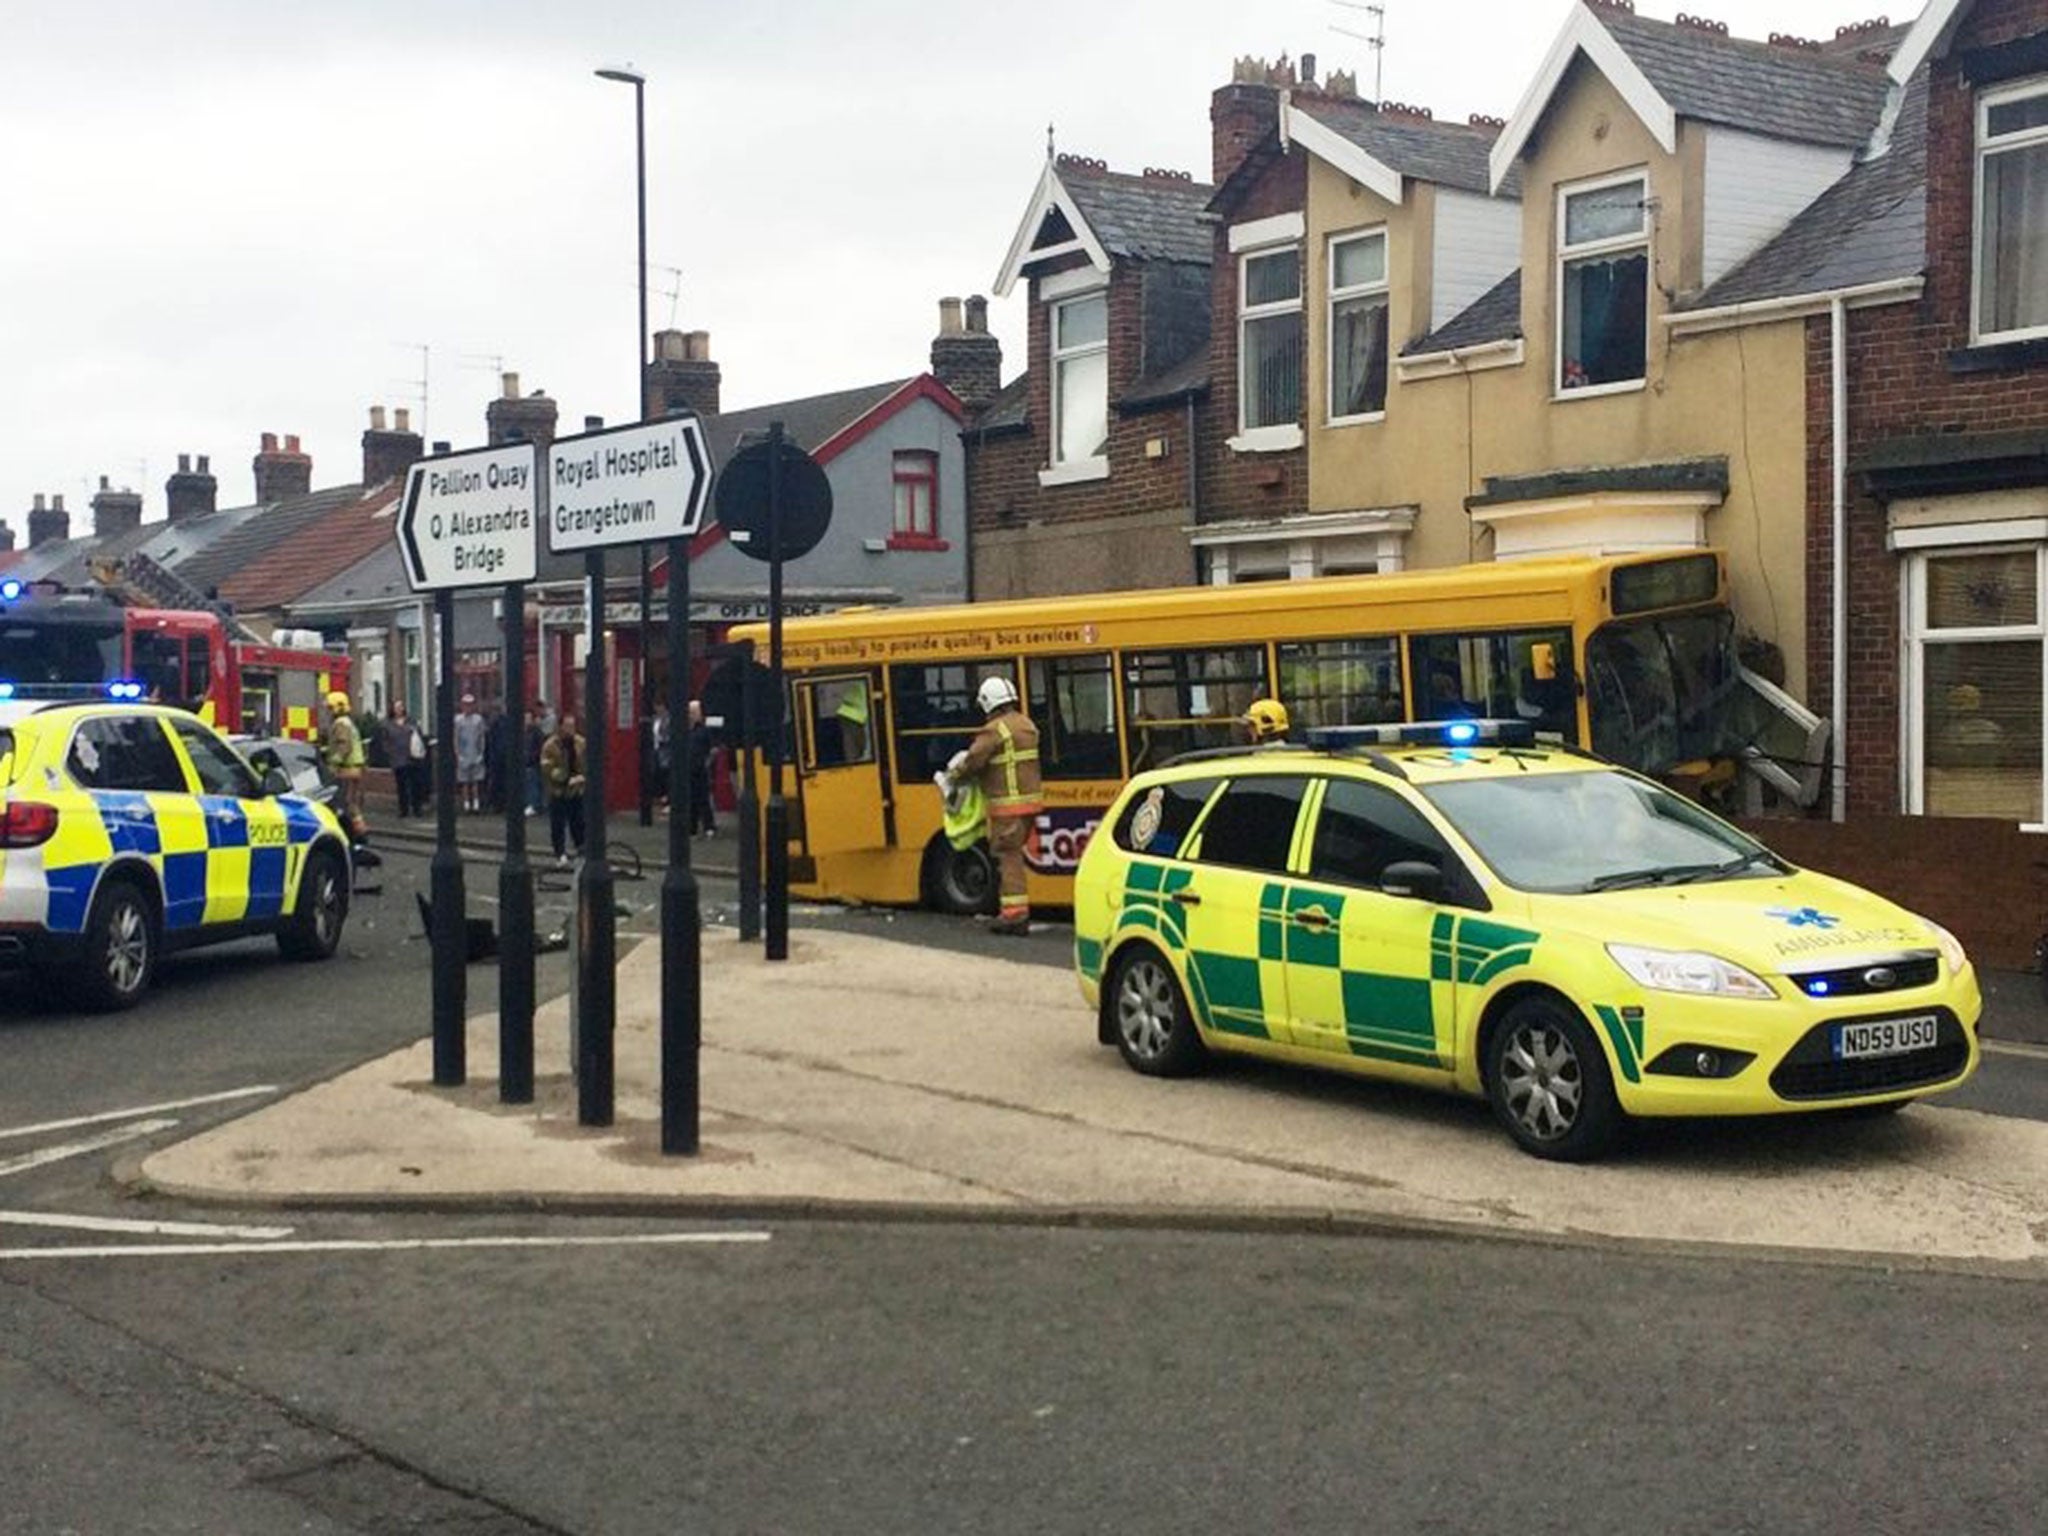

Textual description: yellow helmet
[326,691,352,711]
[1244,698,1290,742]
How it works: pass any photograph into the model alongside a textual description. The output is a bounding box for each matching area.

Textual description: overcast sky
[2,0,1890,525]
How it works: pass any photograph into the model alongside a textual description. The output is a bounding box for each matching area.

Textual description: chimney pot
[501,371,520,399]
[177,452,191,473]
[53,494,64,512]
[369,405,387,431]
[644,331,721,418]
[261,431,279,453]
[938,296,965,335]
[394,407,410,433]
[197,454,209,473]
[684,331,712,362]
[654,329,687,361]
[284,434,300,454]
[966,294,990,334]
[33,493,45,512]
[1301,51,1317,84]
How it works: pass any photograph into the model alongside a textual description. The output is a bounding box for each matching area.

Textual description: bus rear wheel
[923,838,995,916]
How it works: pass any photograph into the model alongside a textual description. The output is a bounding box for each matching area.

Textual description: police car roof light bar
[1304,719,1540,752]
[0,578,23,602]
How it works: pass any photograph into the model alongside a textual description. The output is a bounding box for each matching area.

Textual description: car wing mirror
[260,766,292,797]
[1380,859,1443,902]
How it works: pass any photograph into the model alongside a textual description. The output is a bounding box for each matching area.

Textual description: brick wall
[1805,0,2048,817]
[1738,813,2047,970]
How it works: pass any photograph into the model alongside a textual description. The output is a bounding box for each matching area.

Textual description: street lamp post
[597,66,656,829]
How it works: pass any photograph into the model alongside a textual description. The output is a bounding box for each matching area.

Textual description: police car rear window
[1114,777,1219,859]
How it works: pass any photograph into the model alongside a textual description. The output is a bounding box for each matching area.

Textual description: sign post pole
[498,573,534,1104]
[577,547,616,1127]
[764,419,790,962]
[661,530,700,1154]
[431,586,466,1086]
[736,641,761,942]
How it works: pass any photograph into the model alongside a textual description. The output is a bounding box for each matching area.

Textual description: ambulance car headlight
[1919,918,1968,975]
[1606,943,1775,1000]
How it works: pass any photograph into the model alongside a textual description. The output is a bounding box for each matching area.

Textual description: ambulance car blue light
[1445,721,1479,745]
[0,578,23,602]
[0,682,14,700]
[105,679,144,701]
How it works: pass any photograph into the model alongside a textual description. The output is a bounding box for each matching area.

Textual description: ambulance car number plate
[1832,1014,1938,1061]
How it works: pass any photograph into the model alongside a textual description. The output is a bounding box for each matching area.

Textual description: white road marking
[0,1119,180,1180]
[0,1210,294,1240]
[0,1086,277,1143]
[0,1231,772,1262]
[1983,1038,2048,1062]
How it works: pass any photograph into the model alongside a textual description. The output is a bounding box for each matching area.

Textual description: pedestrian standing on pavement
[540,711,588,866]
[942,676,1040,935]
[687,700,717,836]
[383,701,428,818]
[483,700,509,814]
[652,701,674,813]
[323,690,366,824]
[454,694,487,814]
[526,703,550,816]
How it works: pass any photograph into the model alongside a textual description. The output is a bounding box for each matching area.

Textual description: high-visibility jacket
[324,714,365,774]
[958,709,1041,818]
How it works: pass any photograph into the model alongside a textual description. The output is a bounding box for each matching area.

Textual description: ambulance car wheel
[1107,944,1207,1077]
[72,879,157,1012]
[1485,994,1620,1162]
[923,838,995,916]
[277,848,348,961]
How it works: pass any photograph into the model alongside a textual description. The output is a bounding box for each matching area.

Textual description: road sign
[397,444,539,591]
[715,437,832,562]
[547,415,711,554]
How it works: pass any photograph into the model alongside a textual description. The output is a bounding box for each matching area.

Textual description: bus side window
[1027,655,1120,780]
[1408,629,1577,740]
[889,662,1007,779]
[1276,638,1403,732]
[1122,647,1266,769]
[802,677,874,769]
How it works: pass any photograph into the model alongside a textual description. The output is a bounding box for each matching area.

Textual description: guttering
[1830,295,1848,824]
[1393,338,1525,380]
[1664,277,1922,336]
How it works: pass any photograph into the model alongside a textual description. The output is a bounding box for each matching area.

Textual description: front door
[793,672,889,858]
[1284,778,1459,1072]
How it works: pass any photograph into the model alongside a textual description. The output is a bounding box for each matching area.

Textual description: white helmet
[975,675,1018,715]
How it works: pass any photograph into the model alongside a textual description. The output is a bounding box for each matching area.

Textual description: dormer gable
[992,156,1213,298]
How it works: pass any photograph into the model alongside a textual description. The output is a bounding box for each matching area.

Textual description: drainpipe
[1830,295,1848,824]
[1186,393,1203,585]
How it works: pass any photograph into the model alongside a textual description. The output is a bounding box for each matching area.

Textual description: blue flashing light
[1445,721,1480,745]
[1806,978,1831,997]
[0,682,14,700]
[105,680,145,701]
[0,578,22,602]
[1303,718,1541,752]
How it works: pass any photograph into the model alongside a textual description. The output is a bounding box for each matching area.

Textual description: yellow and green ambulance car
[0,698,353,1010]
[1073,721,1980,1160]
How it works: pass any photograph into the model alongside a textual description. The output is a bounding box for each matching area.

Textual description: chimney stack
[90,475,144,539]
[1213,62,1288,185]
[485,371,559,449]
[362,402,425,486]
[28,492,70,547]
[930,293,1003,412]
[165,451,219,522]
[0,518,13,553]
[644,328,722,419]
[252,431,313,502]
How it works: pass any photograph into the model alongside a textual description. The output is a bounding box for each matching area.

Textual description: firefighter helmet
[976,675,1019,715]
[1243,698,1291,742]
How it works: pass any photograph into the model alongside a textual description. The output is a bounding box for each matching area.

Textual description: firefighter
[1240,697,1291,745]
[944,675,1041,936]
[323,690,366,828]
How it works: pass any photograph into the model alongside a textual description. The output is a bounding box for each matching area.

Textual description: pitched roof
[1404,269,1523,355]
[1598,10,1894,150]
[1057,162,1214,266]
[218,482,403,613]
[1291,95,1521,198]
[1121,344,1211,409]
[167,482,370,600]
[973,374,1030,434]
[1684,70,1927,310]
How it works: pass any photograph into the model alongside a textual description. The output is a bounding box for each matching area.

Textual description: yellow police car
[0,697,353,1010]
[1074,720,1980,1160]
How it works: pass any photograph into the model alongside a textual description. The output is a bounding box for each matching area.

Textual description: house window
[891,450,938,539]
[1976,78,2048,342]
[1051,292,1108,466]
[1328,229,1389,421]
[1557,173,1648,393]
[1240,245,1304,430]
[1909,547,2044,821]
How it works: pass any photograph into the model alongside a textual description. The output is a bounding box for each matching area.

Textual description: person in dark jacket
[687,700,717,836]
[539,712,587,865]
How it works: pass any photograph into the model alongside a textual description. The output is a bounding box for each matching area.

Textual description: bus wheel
[923,838,995,916]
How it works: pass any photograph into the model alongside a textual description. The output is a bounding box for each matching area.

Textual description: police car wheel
[924,840,996,916]
[277,849,348,962]
[72,882,156,1012]
[1108,945,1206,1077]
[1485,996,1619,1162]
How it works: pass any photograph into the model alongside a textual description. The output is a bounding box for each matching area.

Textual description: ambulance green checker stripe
[1430,912,1541,985]
[1593,1003,1645,1084]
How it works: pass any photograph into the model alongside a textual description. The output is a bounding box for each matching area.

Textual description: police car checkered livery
[1074,721,1981,1161]
[0,700,352,1009]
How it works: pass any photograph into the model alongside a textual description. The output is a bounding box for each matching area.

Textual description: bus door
[792,672,890,857]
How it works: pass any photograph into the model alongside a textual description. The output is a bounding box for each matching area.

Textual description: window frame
[65,714,190,794]
[1186,774,1310,876]
[1903,542,2047,822]
[1049,289,1110,474]
[1554,169,1651,400]
[1238,242,1306,440]
[888,448,946,550]
[1326,227,1391,426]
[1972,75,2048,346]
